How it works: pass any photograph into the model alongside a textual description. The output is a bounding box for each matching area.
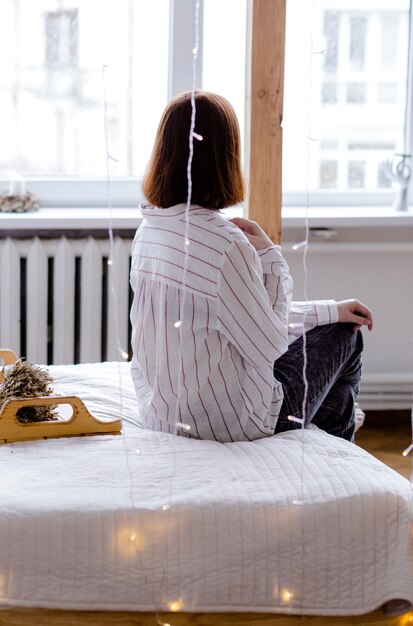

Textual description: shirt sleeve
[216,240,291,368]
[288,300,339,340]
[257,245,294,312]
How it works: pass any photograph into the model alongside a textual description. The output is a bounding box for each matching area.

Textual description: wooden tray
[0,349,121,443]
[0,395,121,444]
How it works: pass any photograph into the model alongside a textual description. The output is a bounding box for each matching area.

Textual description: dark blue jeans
[274,323,363,441]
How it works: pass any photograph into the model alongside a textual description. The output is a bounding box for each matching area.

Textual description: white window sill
[1,206,413,231]
[0,207,143,230]
[282,207,413,228]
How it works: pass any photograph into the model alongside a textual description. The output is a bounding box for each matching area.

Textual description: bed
[0,361,412,624]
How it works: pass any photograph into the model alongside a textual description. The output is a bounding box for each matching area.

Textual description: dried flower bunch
[0,192,39,213]
[0,360,57,423]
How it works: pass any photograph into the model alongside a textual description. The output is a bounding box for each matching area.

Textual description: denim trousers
[274,323,363,441]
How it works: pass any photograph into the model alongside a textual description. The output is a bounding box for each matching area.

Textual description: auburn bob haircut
[142,91,245,210]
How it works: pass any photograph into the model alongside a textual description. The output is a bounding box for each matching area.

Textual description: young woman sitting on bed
[130,91,373,443]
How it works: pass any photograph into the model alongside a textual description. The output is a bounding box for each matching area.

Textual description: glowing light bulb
[292,241,306,251]
[168,600,182,612]
[185,239,190,246]
[292,500,303,506]
[287,415,303,424]
[175,422,191,432]
[193,132,203,141]
[174,320,183,328]
[162,504,170,511]
[402,444,413,457]
[129,533,136,542]
[107,258,113,266]
[192,46,198,55]
[281,589,293,603]
[121,351,129,360]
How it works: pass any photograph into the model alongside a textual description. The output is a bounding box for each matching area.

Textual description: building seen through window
[0,0,410,199]
[0,0,170,178]
[283,0,409,193]
[0,0,246,183]
[45,10,78,69]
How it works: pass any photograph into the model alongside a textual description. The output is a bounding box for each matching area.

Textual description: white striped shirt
[130,203,338,442]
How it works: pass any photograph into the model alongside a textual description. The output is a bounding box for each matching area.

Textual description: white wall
[283,222,413,409]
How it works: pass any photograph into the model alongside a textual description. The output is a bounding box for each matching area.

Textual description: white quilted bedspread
[0,362,412,615]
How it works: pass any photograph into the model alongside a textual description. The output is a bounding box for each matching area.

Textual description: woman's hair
[142,91,245,210]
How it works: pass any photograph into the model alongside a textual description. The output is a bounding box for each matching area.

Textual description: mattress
[0,361,412,615]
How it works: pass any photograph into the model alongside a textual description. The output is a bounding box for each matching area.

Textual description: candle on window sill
[8,176,26,197]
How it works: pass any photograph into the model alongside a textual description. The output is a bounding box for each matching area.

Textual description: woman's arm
[289,300,339,338]
[229,218,373,341]
[217,220,293,368]
[289,299,373,339]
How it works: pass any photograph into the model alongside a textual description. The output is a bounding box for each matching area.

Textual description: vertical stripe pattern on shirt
[130,203,336,442]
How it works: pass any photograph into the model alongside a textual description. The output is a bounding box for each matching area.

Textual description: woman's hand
[337,299,373,332]
[229,217,274,251]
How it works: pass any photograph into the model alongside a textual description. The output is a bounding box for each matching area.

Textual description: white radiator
[1,234,412,410]
[0,236,133,365]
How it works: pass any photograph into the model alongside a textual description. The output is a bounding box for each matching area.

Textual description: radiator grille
[0,236,133,365]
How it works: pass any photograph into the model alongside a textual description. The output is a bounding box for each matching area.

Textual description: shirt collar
[139,202,215,218]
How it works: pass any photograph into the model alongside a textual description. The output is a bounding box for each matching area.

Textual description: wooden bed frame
[0,608,404,625]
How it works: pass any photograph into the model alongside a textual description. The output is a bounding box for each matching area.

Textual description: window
[349,16,367,71]
[0,0,250,207]
[0,0,412,210]
[283,0,410,205]
[346,83,366,103]
[381,16,399,71]
[320,160,338,188]
[323,11,339,73]
[45,10,78,70]
[322,82,337,103]
[203,0,247,151]
[348,161,365,188]
[0,1,170,188]
[377,83,398,104]
[377,162,392,188]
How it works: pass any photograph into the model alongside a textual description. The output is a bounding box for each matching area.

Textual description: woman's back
[130,202,291,442]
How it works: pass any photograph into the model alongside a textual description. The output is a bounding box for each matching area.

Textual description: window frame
[0,0,204,209]
[283,1,413,210]
[0,0,412,212]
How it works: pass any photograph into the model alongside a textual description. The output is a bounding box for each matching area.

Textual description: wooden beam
[245,0,286,244]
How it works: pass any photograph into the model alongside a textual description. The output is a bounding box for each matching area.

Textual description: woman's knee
[329,322,363,355]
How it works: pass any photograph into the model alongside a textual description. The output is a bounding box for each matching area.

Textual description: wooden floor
[357,410,412,481]
[1,412,412,626]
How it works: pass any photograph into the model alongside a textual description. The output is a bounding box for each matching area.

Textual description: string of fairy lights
[100,1,413,622]
[101,2,202,621]
[171,0,202,438]
[157,4,202,622]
